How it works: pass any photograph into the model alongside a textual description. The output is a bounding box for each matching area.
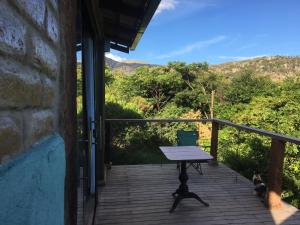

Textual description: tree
[123,66,184,112]
[173,89,210,117]
[104,65,114,85]
[222,79,300,208]
[224,71,274,104]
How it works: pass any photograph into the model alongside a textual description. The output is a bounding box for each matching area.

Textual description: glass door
[84,36,96,195]
[76,9,97,224]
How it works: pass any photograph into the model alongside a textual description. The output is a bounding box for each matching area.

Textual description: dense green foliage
[224,70,275,104]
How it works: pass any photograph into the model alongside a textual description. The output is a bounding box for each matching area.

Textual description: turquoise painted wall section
[0,134,65,225]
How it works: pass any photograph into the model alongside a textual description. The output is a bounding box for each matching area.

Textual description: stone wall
[0,0,75,224]
[0,0,60,164]
[0,0,78,224]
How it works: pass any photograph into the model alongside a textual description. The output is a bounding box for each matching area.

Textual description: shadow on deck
[95,164,299,225]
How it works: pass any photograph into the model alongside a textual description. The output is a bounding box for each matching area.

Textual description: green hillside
[106,56,300,81]
[210,56,300,81]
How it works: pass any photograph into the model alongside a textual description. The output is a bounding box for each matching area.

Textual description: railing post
[210,121,219,165]
[105,121,112,169]
[267,138,286,209]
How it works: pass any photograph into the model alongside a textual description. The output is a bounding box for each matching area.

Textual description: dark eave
[100,0,161,52]
[77,0,160,53]
[101,1,145,20]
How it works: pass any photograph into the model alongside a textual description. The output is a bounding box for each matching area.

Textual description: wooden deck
[95,164,300,225]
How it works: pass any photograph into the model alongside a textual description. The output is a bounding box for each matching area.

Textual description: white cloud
[218,55,268,61]
[153,0,218,26]
[156,35,226,59]
[155,0,217,16]
[155,0,179,15]
[105,52,127,62]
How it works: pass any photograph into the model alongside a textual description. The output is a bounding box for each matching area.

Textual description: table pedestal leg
[170,161,209,213]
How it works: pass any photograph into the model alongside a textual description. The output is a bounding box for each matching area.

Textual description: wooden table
[159,146,213,213]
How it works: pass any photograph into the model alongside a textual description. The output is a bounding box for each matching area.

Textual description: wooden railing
[105,118,210,123]
[210,119,300,209]
[104,118,300,209]
[104,118,209,168]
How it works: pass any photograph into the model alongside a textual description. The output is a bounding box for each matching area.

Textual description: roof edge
[130,0,161,50]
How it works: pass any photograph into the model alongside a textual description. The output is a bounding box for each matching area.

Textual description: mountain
[106,56,300,80]
[105,57,151,72]
[210,56,300,81]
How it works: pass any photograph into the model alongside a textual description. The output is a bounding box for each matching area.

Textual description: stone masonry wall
[0,0,60,164]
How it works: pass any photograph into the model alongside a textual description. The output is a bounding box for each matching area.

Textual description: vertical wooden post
[210,121,219,165]
[60,0,77,224]
[267,138,286,209]
[210,90,215,119]
[104,121,112,169]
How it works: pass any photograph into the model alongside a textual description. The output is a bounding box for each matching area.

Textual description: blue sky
[106,0,300,65]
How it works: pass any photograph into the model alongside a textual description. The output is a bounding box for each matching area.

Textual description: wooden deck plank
[95,164,300,225]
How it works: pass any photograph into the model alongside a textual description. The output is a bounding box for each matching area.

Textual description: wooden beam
[104,21,137,35]
[60,0,77,224]
[267,138,286,209]
[210,121,219,165]
[104,121,112,168]
[100,1,144,20]
[210,90,215,119]
[110,43,129,53]
[105,35,132,47]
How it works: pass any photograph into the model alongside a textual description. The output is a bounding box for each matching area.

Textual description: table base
[170,161,209,213]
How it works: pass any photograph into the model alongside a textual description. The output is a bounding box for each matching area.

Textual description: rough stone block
[42,77,55,107]
[24,110,54,148]
[12,0,46,29]
[47,8,59,43]
[0,3,26,55]
[0,117,22,163]
[32,36,58,77]
[0,58,43,108]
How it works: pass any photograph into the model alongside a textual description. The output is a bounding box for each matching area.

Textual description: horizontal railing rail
[104,117,300,209]
[105,118,211,123]
[213,118,300,145]
[105,118,300,144]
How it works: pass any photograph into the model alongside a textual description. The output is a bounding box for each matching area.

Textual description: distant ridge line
[105,55,300,81]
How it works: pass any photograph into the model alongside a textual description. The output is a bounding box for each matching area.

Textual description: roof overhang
[78,0,160,53]
[100,0,161,53]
